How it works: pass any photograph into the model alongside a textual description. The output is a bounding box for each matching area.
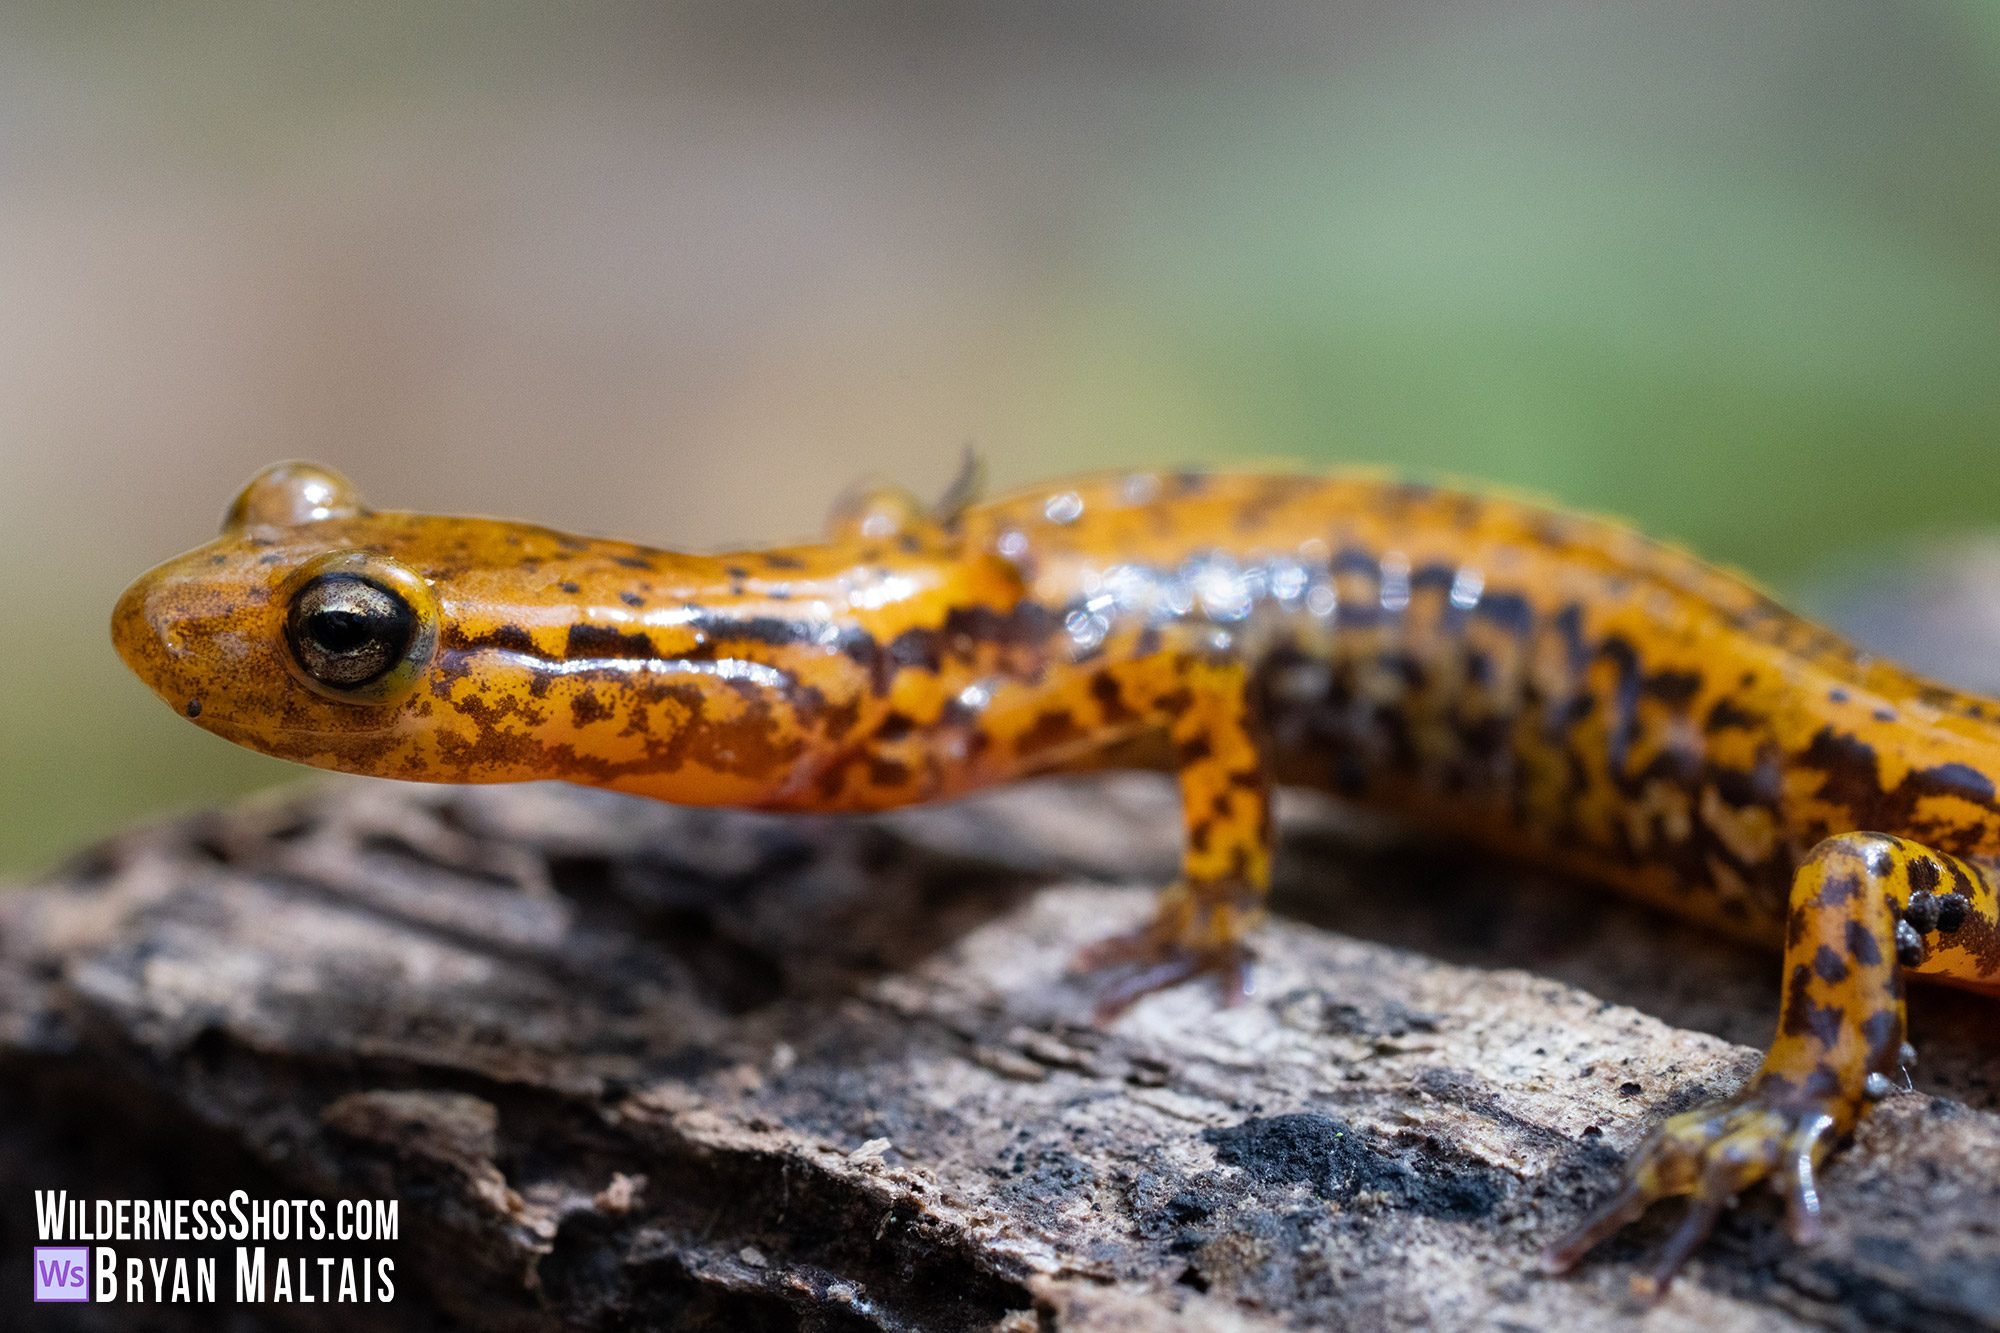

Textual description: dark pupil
[287,574,415,689]
[306,609,372,653]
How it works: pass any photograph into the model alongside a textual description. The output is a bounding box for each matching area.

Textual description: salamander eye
[276,550,438,703]
[287,574,416,689]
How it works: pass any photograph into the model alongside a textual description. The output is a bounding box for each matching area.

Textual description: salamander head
[112,463,447,768]
[111,462,956,804]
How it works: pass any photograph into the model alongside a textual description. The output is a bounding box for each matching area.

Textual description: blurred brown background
[6,1,2000,873]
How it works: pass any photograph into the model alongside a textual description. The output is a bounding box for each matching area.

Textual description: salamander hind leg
[1542,831,1963,1297]
[1074,654,1272,1021]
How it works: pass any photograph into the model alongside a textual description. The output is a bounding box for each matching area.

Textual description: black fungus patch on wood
[1203,1113,1506,1218]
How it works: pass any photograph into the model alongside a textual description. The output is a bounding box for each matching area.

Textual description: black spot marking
[185,699,202,718]
[1328,545,1378,576]
[612,555,652,570]
[1643,670,1703,707]
[443,623,539,655]
[707,616,809,648]
[1472,592,1533,636]
[1904,891,1939,934]
[1812,945,1850,984]
[1783,964,1846,1047]
[570,690,613,728]
[619,591,644,608]
[868,757,911,788]
[1860,1009,1901,1067]
[1600,636,1643,776]
[883,626,943,674]
[1711,759,1781,808]
[1801,728,1885,820]
[559,581,581,594]
[764,553,805,571]
[1705,698,1760,731]
[1409,562,1458,593]
[565,623,656,660]
[1090,671,1136,724]
[1907,857,1941,895]
[1824,868,1864,908]
[1016,709,1084,756]
[1936,893,1970,935]
[1916,761,1998,805]
[1549,602,1591,673]
[1846,917,1883,966]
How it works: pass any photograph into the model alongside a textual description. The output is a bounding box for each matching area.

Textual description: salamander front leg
[1074,656,1272,1020]
[1542,831,1965,1296]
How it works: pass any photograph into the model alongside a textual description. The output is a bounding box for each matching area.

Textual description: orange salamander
[112,461,2000,1294]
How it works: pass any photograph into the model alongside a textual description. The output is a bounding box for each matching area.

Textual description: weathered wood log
[3,773,1997,1330]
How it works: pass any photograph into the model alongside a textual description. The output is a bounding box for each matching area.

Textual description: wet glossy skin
[115,462,2000,1295]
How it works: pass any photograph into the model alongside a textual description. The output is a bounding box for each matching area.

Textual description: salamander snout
[110,545,267,728]
[111,558,221,725]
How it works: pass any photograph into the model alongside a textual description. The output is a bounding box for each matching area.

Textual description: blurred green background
[6,1,2000,875]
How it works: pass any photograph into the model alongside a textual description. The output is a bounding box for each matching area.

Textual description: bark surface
[2,773,1997,1331]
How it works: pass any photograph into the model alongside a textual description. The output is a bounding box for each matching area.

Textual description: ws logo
[33,1247,90,1302]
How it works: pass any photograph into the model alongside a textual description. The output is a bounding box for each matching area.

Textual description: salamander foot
[1071,928,1252,1023]
[1541,1087,1844,1298]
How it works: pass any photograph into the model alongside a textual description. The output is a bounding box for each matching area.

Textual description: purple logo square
[33,1247,90,1302]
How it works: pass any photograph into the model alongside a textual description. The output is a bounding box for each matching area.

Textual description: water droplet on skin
[1045,492,1084,524]
[1121,473,1161,505]
[1102,565,1154,614]
[1064,609,1109,652]
[1195,554,1252,621]
[1379,552,1411,612]
[1270,560,1307,601]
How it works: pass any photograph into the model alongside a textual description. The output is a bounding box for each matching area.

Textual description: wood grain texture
[2,774,1996,1330]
